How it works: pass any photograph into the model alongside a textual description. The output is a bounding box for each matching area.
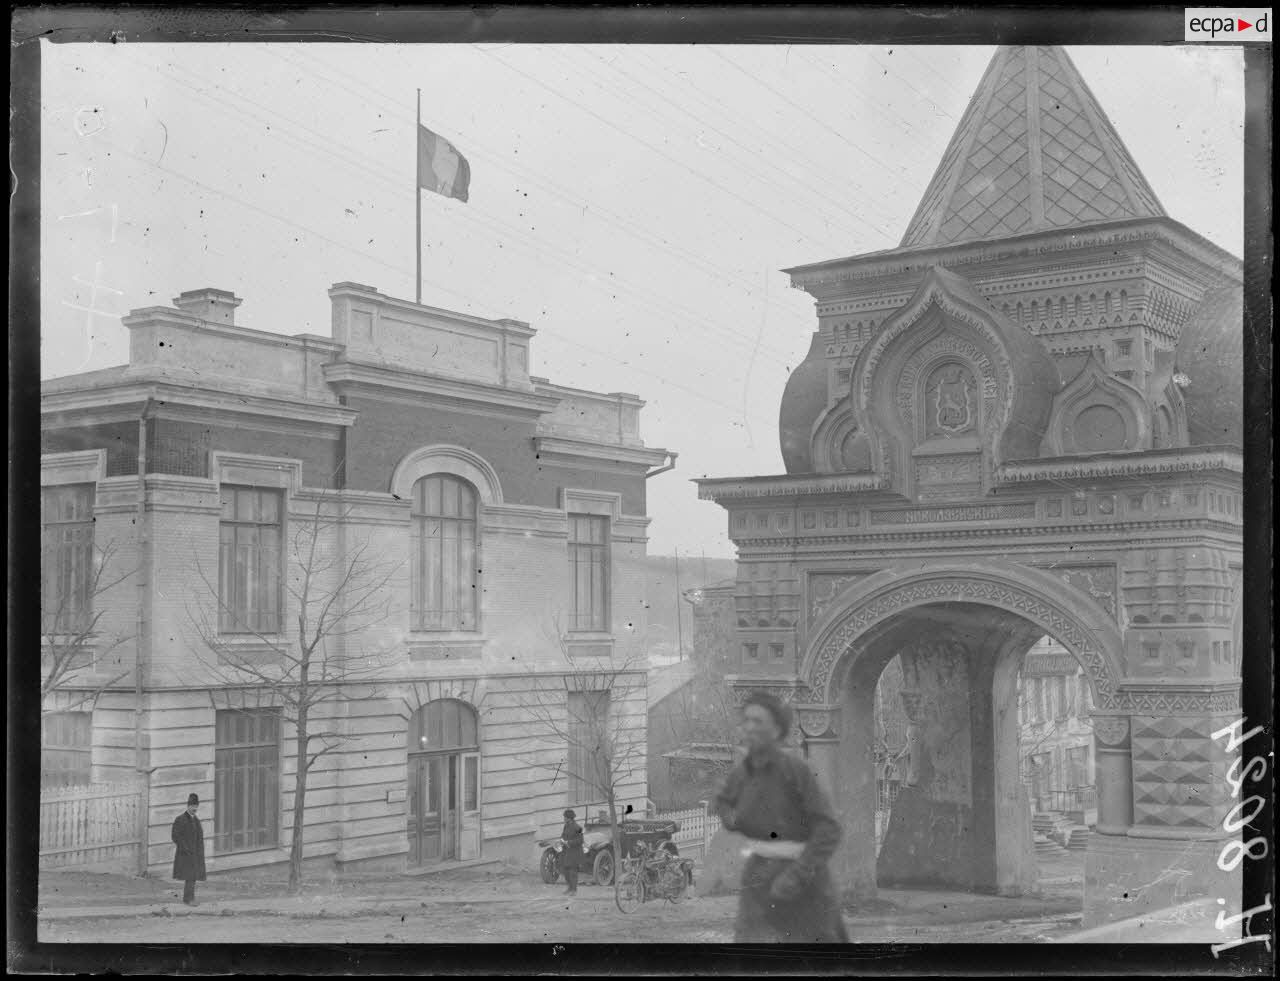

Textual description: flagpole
[415,87,422,305]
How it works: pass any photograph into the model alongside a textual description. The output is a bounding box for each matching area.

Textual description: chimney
[173,288,242,326]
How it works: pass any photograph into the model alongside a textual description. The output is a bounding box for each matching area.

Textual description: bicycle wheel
[615,870,644,913]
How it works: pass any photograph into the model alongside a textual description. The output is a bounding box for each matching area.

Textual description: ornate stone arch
[799,562,1125,709]
[389,445,504,505]
[1042,352,1149,455]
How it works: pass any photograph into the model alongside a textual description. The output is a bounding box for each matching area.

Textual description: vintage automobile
[537,814,682,887]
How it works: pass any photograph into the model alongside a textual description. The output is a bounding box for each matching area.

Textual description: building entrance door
[407,699,482,867]
[408,752,459,864]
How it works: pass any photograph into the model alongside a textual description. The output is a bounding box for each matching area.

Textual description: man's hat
[187,793,199,806]
[563,809,576,819]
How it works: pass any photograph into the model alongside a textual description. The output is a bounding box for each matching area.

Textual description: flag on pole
[417,124,470,202]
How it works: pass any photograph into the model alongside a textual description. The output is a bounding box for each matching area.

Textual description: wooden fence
[39,779,144,871]
[657,801,721,860]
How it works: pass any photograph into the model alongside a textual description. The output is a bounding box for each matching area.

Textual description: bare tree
[189,491,402,893]
[41,538,134,711]
[512,619,650,888]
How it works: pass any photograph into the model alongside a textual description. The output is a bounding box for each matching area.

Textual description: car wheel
[592,847,615,886]
[539,849,560,884]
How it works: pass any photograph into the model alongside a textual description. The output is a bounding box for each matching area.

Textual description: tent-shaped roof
[900,46,1165,248]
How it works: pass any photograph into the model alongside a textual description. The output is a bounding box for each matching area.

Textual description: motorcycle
[614,839,696,913]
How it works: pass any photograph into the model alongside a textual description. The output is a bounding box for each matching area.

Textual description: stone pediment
[833,266,1057,499]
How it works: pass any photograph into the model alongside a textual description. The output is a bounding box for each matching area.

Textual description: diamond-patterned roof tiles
[900,46,1165,247]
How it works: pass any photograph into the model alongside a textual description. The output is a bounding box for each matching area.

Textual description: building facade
[697,46,1242,929]
[40,283,673,875]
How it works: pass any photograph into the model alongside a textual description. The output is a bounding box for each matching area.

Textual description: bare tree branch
[188,486,403,893]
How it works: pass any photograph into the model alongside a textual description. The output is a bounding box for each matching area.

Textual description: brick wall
[341,396,645,512]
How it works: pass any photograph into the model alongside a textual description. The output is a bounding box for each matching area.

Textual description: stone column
[1091,714,1133,835]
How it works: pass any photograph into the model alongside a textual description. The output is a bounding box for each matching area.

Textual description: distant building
[40,283,673,875]
[647,580,737,810]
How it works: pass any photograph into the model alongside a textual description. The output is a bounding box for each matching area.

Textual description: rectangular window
[218,487,283,634]
[463,753,479,812]
[214,709,280,854]
[41,484,96,635]
[568,515,609,632]
[1067,745,1089,789]
[743,643,759,663]
[41,711,92,788]
[566,690,610,806]
[1054,677,1069,720]
[770,643,785,661]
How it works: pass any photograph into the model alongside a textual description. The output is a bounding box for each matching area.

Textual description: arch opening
[818,599,1099,915]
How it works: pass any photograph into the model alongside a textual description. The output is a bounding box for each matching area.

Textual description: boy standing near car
[561,808,584,895]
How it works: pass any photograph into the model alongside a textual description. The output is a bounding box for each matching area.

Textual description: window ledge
[563,634,614,659]
[407,635,484,662]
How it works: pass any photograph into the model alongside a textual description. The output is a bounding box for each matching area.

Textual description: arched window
[410,699,479,754]
[411,474,479,631]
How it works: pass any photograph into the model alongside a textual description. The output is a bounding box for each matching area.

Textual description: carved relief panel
[734,561,801,629]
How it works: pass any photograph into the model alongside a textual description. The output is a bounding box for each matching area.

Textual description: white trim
[560,488,623,520]
[41,450,107,487]
[389,444,504,505]
[210,451,304,493]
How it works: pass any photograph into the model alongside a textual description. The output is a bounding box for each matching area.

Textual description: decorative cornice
[322,359,560,417]
[696,472,891,502]
[995,447,1243,485]
[784,218,1241,294]
[41,376,358,431]
[40,449,107,486]
[533,436,669,469]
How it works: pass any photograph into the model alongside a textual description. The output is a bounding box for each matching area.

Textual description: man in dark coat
[711,690,849,942]
[560,808,584,896]
[171,793,207,906]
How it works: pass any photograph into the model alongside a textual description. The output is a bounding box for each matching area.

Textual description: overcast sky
[40,42,1244,556]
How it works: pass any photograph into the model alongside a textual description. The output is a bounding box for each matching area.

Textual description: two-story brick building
[40,283,673,875]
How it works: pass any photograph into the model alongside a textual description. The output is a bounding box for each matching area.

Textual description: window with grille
[41,484,96,635]
[410,475,479,631]
[568,514,609,632]
[218,486,283,634]
[214,709,280,854]
[566,690,611,806]
[41,711,92,788]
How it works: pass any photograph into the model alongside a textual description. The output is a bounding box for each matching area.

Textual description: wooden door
[441,755,459,861]
[408,754,445,864]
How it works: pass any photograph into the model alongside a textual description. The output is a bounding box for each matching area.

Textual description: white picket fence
[39,779,144,871]
[655,801,721,860]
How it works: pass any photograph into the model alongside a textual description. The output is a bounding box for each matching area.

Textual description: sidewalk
[38,864,567,921]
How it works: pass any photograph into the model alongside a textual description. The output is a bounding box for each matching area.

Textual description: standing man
[171,793,206,907]
[711,690,849,942]
[560,808,584,896]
